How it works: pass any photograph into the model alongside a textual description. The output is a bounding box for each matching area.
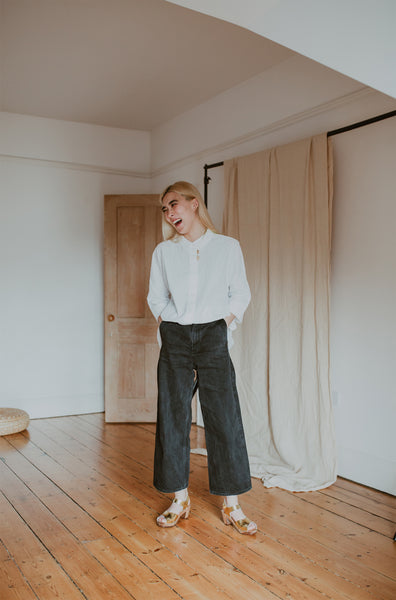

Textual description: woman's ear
[192,198,199,211]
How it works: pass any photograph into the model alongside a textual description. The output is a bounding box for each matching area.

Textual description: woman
[147,181,256,535]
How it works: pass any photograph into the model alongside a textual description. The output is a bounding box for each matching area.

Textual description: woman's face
[162,191,200,238]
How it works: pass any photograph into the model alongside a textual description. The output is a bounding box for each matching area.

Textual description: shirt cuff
[229,302,246,324]
[148,300,169,321]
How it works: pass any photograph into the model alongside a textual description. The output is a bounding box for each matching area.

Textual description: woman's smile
[162,191,204,242]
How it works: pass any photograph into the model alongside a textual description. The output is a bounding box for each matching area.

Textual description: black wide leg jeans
[154,318,252,496]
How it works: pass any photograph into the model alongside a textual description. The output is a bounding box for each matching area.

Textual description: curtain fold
[224,133,336,491]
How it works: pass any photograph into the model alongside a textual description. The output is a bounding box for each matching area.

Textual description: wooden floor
[0,414,395,600]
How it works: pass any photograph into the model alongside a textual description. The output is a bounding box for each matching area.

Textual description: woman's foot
[156,495,191,528]
[221,501,257,535]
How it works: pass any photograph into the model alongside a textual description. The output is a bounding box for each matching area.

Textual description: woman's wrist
[224,313,236,327]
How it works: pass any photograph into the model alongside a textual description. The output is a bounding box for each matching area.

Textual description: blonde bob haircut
[160,181,218,241]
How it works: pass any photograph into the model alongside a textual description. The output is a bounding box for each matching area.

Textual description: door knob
[108,314,115,322]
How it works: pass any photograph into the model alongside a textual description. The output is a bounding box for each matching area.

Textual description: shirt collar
[180,228,215,250]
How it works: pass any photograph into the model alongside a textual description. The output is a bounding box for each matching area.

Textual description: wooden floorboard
[0,413,395,600]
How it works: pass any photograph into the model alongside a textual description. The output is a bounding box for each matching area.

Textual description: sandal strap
[162,496,189,518]
[223,503,252,527]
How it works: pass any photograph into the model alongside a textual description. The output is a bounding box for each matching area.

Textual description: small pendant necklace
[196,249,200,261]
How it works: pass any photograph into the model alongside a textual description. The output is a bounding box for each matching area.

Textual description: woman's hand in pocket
[224,313,236,327]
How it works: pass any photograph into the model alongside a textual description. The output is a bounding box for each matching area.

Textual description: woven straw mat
[0,408,30,436]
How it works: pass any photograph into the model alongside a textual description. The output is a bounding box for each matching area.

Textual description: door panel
[117,206,146,317]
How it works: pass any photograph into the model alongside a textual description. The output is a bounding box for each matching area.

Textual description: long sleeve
[147,245,170,321]
[228,241,251,323]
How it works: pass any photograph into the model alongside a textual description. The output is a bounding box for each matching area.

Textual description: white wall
[151,63,396,494]
[1,113,150,418]
[331,120,396,495]
[166,0,396,99]
[0,112,150,173]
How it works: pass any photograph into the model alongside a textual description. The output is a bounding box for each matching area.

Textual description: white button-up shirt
[147,230,251,344]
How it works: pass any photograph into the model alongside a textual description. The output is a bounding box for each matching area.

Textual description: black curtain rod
[327,108,396,137]
[203,109,396,205]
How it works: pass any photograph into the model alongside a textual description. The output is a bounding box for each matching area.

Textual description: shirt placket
[185,244,199,322]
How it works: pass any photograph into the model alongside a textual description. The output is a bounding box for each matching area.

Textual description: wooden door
[104,195,162,422]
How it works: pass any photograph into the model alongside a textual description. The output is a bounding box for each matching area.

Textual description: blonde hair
[160,181,217,241]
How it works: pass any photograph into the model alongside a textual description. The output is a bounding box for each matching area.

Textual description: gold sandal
[221,502,257,535]
[156,496,191,528]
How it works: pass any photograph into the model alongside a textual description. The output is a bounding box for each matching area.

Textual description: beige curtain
[224,133,336,491]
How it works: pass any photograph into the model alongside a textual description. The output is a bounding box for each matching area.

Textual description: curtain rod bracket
[204,161,224,206]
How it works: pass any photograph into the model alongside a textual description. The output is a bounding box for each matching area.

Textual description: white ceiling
[167,0,396,100]
[0,0,294,131]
